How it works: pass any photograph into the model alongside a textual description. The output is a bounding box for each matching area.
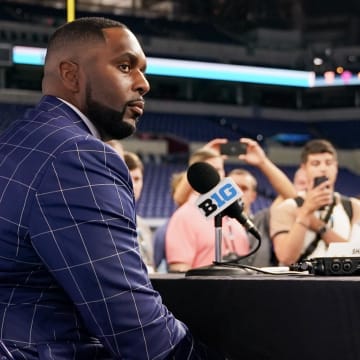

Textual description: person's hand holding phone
[302,176,332,213]
[220,141,247,156]
[203,138,228,155]
[236,138,267,166]
[313,175,333,210]
[313,176,328,189]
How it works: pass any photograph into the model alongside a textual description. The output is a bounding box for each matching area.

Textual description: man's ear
[59,60,79,92]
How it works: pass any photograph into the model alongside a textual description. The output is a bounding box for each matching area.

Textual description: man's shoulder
[339,193,360,222]
[173,199,200,217]
[15,98,99,154]
[0,97,118,181]
[271,196,300,213]
[32,97,89,135]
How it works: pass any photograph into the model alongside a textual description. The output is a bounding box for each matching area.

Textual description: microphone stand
[214,213,223,263]
[186,213,251,277]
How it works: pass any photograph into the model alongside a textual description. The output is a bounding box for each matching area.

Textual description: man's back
[0,96,196,359]
[0,96,115,357]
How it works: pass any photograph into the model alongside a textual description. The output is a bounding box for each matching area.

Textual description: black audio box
[290,257,360,275]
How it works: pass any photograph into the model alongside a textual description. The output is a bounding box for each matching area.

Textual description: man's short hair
[124,151,143,173]
[45,17,127,63]
[300,139,337,164]
[228,168,257,191]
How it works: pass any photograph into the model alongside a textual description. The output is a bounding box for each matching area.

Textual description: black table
[151,273,360,360]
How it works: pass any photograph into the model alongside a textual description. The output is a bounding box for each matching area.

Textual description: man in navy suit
[0,17,223,359]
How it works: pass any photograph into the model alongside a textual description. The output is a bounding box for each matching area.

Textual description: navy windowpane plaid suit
[0,96,217,359]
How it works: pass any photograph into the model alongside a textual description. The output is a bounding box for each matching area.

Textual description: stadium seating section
[2,102,359,221]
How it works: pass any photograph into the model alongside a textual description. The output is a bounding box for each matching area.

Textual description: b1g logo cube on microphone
[195,177,242,218]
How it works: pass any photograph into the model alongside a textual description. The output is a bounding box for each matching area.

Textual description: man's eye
[119,64,130,73]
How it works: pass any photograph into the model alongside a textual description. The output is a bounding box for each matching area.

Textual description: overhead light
[313,57,324,66]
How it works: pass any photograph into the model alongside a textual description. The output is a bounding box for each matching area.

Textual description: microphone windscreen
[187,162,220,194]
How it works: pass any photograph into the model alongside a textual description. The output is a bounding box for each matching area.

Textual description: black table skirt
[151,273,360,360]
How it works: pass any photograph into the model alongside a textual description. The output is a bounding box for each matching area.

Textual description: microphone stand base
[185,264,254,277]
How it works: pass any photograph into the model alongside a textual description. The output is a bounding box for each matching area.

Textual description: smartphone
[220,142,247,156]
[313,176,328,188]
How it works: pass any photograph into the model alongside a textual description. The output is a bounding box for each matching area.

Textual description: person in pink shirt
[165,147,249,272]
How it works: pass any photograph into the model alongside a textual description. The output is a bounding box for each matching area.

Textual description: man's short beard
[84,84,135,141]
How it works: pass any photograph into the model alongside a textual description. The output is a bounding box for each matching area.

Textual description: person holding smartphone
[165,137,297,271]
[270,139,360,265]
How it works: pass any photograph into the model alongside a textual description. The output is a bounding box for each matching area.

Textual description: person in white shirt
[270,139,360,265]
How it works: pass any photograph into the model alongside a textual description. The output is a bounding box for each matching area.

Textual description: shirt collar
[57,97,101,139]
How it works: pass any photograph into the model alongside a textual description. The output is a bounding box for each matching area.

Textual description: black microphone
[187,162,261,240]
